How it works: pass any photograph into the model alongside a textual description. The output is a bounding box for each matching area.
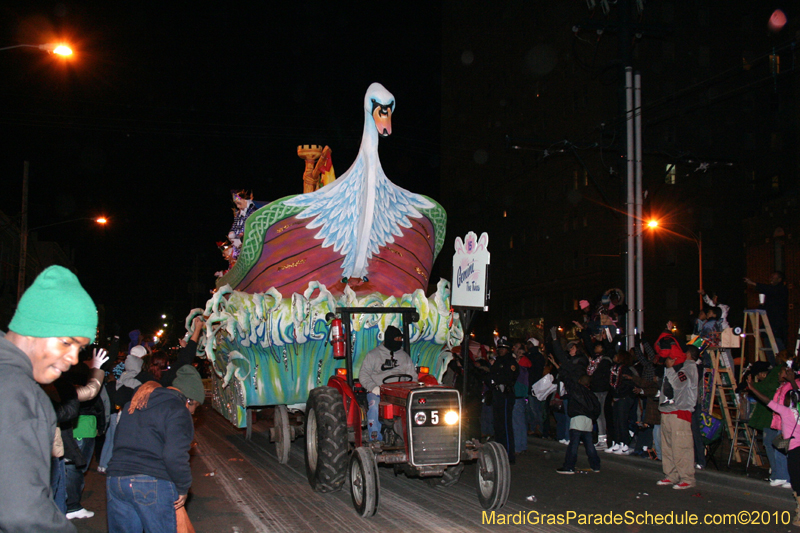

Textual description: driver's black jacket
[358,343,416,393]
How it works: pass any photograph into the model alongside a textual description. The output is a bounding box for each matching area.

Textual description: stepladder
[740,310,780,371]
[705,347,763,465]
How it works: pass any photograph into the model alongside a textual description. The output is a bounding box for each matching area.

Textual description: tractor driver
[359,325,416,441]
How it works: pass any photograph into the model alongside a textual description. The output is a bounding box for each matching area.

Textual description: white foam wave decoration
[222,350,251,388]
[183,308,204,343]
[206,285,233,316]
[294,282,336,342]
[341,285,358,308]
[434,278,451,316]
[194,279,461,359]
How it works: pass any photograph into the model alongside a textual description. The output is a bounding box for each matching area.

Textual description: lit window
[665,164,677,185]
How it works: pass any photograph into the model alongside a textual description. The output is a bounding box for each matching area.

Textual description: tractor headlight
[444,410,459,425]
[414,411,427,425]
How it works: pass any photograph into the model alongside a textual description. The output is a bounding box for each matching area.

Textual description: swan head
[364,83,395,137]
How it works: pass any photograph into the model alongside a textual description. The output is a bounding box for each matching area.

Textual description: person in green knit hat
[0,265,97,533]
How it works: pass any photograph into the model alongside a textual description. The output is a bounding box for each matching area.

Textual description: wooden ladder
[707,347,762,464]
[740,310,779,372]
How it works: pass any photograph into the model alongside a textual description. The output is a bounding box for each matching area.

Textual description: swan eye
[371,99,394,114]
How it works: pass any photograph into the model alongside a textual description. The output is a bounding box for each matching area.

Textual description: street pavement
[73,406,797,532]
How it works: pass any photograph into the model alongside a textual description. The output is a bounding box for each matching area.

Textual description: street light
[647,219,703,309]
[0,43,73,56]
[17,215,108,302]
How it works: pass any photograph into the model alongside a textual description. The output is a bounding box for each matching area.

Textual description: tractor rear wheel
[304,386,348,492]
[426,463,465,488]
[349,447,379,517]
[476,441,510,510]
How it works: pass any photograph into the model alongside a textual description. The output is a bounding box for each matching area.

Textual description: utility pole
[574,0,669,346]
[17,161,29,302]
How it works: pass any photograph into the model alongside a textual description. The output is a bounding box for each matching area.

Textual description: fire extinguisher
[327,313,345,359]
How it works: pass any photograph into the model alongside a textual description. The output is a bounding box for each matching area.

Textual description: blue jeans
[563,430,601,471]
[612,397,635,445]
[492,394,516,462]
[653,424,662,459]
[594,392,608,436]
[65,437,95,512]
[526,395,543,434]
[512,398,528,452]
[99,412,120,470]
[107,475,178,533]
[691,408,706,467]
[50,456,67,514]
[366,392,383,441]
[634,425,654,454]
[764,427,790,481]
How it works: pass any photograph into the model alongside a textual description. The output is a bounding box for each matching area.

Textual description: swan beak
[373,106,392,137]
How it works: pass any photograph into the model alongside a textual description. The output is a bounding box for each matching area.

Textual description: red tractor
[304,307,510,517]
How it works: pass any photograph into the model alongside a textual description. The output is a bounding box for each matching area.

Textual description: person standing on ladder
[745,271,789,358]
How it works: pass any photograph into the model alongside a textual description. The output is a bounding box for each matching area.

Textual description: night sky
[0,2,442,338]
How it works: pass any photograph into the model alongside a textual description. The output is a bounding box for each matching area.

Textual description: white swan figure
[285,83,433,280]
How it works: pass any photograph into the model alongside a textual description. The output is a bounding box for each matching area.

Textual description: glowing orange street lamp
[0,42,73,56]
[17,215,109,302]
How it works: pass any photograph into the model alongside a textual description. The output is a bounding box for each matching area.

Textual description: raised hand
[89,348,109,369]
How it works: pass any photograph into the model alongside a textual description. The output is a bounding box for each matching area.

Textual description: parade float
[188,83,462,440]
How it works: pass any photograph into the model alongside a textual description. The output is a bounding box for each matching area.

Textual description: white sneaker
[770,478,788,487]
[781,482,792,489]
[614,444,631,455]
[66,508,94,520]
[559,439,570,445]
[604,443,620,453]
[596,435,608,450]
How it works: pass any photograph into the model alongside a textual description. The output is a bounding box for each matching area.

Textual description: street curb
[527,436,792,501]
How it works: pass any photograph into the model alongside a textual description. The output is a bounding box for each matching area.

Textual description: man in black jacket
[488,339,519,464]
[578,326,614,449]
[549,327,601,474]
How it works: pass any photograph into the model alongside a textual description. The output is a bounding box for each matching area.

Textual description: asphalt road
[73,405,797,532]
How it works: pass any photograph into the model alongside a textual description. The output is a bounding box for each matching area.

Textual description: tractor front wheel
[304,387,348,492]
[349,447,380,517]
[476,441,510,510]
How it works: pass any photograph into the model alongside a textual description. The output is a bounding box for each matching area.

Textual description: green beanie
[9,266,97,343]
[172,365,205,405]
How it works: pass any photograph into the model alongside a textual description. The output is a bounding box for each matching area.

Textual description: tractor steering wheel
[383,374,414,384]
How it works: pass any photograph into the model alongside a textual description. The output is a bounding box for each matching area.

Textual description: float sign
[452,231,490,310]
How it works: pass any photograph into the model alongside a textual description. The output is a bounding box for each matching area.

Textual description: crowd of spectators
[467,271,794,504]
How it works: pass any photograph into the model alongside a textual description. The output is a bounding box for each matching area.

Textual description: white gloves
[371,387,380,396]
[89,348,109,369]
